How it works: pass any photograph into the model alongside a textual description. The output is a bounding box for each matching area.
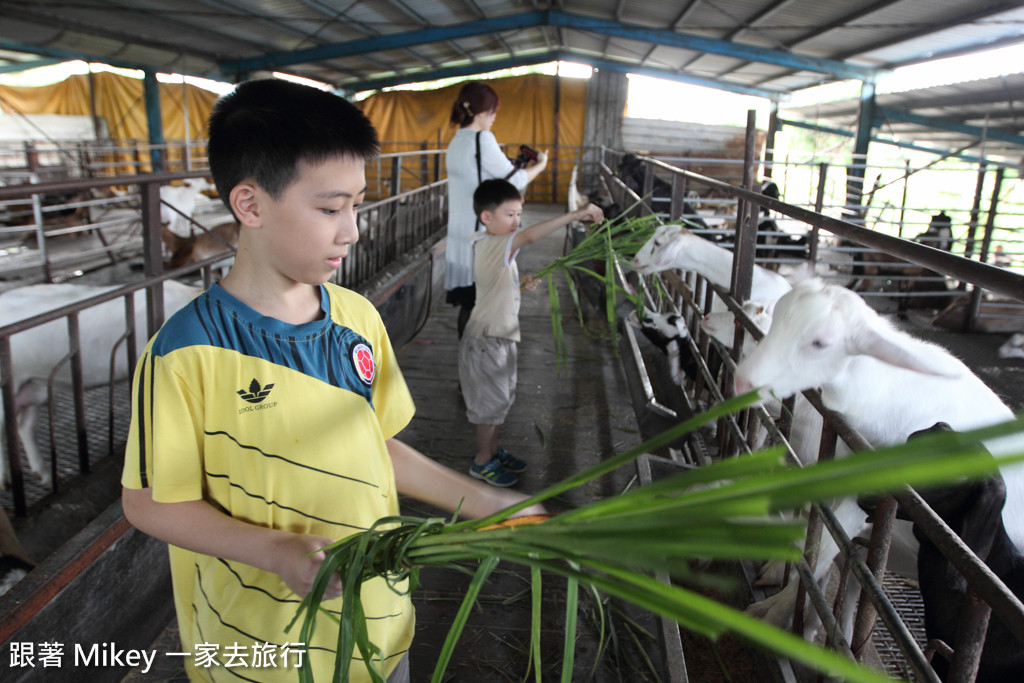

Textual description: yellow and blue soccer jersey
[122,282,415,682]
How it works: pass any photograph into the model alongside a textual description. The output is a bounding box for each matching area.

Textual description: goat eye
[811,339,827,349]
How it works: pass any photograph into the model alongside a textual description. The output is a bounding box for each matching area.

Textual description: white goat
[734,278,1024,634]
[633,224,794,312]
[0,281,200,488]
[700,301,771,357]
[703,301,824,589]
[160,177,214,238]
[0,510,33,596]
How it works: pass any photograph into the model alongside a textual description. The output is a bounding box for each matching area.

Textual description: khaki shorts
[458,336,518,425]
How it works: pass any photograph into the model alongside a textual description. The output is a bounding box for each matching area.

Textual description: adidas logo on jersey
[238,379,274,403]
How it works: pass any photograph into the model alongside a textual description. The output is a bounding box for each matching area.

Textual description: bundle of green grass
[289,393,1024,683]
[531,211,662,369]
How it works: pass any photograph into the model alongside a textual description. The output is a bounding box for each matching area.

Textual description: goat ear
[784,261,816,285]
[852,327,961,378]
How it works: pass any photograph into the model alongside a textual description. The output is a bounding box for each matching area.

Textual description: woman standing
[445,81,547,338]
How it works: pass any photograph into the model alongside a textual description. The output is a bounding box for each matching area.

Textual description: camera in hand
[510,145,540,170]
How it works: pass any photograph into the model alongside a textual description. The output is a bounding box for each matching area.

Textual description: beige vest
[464,233,521,341]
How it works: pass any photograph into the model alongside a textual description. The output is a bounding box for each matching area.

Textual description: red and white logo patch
[352,343,375,385]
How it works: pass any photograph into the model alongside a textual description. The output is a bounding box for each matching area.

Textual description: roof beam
[341,51,558,92]
[669,1,703,30]
[679,0,795,72]
[3,3,246,70]
[341,48,787,100]
[876,105,1024,148]
[220,11,550,75]
[0,57,65,75]
[736,0,900,85]
[0,39,229,83]
[189,0,368,80]
[889,87,1024,112]
[834,3,1024,65]
[749,2,1023,87]
[777,116,1010,166]
[569,54,786,100]
[291,0,441,78]
[219,10,877,82]
[548,12,876,81]
[384,0,479,64]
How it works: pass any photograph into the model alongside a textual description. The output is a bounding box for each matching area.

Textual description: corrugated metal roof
[0,0,1022,161]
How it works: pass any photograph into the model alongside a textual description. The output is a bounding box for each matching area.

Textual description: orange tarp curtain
[360,73,586,154]
[359,73,587,201]
[1,70,586,197]
[0,72,220,141]
[1,71,586,153]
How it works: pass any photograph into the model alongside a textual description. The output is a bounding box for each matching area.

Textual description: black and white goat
[638,309,691,387]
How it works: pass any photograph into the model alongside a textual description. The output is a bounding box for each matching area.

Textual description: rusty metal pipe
[644,157,1024,303]
[947,593,991,683]
[817,501,941,683]
[851,495,898,656]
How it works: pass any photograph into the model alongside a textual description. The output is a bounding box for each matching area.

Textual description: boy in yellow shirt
[121,79,541,683]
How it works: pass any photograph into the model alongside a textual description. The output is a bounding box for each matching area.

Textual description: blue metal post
[143,70,165,172]
[846,81,876,220]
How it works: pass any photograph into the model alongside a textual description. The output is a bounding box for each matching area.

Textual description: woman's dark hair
[449,81,500,128]
[207,78,379,209]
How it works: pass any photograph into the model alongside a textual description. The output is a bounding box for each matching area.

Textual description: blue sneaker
[469,457,518,487]
[495,448,527,474]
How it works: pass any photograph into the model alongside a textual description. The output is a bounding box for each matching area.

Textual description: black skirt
[445,284,476,308]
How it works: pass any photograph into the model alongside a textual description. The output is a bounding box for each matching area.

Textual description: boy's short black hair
[207,78,379,211]
[473,178,523,218]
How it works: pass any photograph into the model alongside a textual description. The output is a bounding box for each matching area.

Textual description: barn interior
[2,2,1024,682]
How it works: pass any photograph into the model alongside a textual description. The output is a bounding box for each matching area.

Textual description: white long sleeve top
[444,128,528,291]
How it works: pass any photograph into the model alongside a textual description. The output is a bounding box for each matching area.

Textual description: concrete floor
[394,203,676,681]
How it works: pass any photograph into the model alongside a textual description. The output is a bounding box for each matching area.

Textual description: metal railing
[601,145,1023,331]
[0,146,459,283]
[611,130,1024,682]
[0,170,452,518]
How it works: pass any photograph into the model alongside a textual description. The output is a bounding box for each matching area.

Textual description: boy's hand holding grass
[573,203,603,224]
[520,274,541,292]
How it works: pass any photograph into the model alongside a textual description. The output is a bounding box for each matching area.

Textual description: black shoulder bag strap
[474,131,482,231]
[475,131,483,186]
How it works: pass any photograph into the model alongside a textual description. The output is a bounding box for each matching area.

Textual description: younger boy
[121,80,542,683]
[461,179,603,487]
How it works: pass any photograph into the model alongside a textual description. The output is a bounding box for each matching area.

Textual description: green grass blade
[429,556,500,683]
[561,569,580,683]
[448,390,763,530]
[530,564,542,683]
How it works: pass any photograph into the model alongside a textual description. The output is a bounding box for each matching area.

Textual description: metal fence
[0,146,454,284]
[599,145,1024,332]
[611,132,1024,682]
[0,170,449,517]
